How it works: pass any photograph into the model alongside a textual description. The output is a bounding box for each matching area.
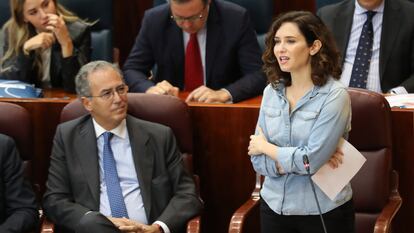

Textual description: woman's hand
[248,127,268,156]
[327,148,344,169]
[46,14,73,57]
[23,32,55,53]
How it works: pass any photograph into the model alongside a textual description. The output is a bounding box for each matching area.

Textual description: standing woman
[248,11,354,233]
[0,0,91,92]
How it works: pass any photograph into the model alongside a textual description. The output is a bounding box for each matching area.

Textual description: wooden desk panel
[390,109,414,233]
[188,100,260,233]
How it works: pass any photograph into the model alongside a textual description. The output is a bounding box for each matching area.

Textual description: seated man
[123,0,267,103]
[318,0,414,94]
[0,134,38,233]
[43,61,202,233]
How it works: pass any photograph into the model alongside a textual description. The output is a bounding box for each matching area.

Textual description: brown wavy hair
[262,11,342,88]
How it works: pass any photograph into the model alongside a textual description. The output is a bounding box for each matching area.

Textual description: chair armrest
[228,173,262,233]
[374,170,402,233]
[228,196,260,233]
[40,216,55,233]
[187,215,201,233]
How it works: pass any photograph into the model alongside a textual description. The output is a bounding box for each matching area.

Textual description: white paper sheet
[385,94,414,108]
[311,138,366,200]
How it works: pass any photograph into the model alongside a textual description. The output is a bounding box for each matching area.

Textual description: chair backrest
[347,88,393,233]
[60,93,194,172]
[316,0,343,10]
[59,0,113,62]
[0,0,10,58]
[224,0,273,35]
[0,1,10,28]
[0,102,32,176]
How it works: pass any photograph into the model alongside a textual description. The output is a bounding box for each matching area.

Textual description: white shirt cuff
[154,220,170,233]
[389,86,408,94]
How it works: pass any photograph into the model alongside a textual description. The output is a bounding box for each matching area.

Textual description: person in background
[0,133,39,233]
[318,0,414,94]
[43,61,202,233]
[0,0,91,92]
[248,11,354,233]
[123,0,266,103]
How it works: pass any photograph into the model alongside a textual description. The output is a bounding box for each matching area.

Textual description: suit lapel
[126,116,153,218]
[76,118,100,208]
[379,0,400,80]
[205,1,221,86]
[166,20,185,89]
[333,1,355,63]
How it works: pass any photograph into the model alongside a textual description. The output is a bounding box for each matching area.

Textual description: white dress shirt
[341,0,384,93]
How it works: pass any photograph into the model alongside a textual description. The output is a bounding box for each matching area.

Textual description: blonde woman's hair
[0,0,84,75]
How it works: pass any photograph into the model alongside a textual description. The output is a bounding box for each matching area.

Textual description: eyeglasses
[170,5,208,23]
[85,84,128,101]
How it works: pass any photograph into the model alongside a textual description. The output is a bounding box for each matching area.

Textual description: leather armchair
[0,102,34,186]
[228,88,402,233]
[347,88,401,233]
[41,93,201,233]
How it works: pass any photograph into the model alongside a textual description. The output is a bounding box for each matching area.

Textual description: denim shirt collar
[274,78,334,100]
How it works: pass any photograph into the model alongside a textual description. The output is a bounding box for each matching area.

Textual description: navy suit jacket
[43,115,202,233]
[0,134,38,233]
[123,0,267,102]
[318,0,414,93]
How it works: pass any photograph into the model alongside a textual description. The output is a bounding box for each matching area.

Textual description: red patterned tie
[184,33,203,91]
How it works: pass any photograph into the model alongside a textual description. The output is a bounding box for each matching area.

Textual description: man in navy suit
[123,0,266,103]
[318,0,414,94]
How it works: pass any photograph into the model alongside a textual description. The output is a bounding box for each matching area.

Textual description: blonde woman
[1,0,91,92]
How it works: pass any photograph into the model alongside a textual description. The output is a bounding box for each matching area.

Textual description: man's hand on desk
[185,86,231,103]
[146,80,179,97]
[108,217,162,233]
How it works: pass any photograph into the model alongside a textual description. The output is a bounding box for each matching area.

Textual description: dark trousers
[260,199,355,233]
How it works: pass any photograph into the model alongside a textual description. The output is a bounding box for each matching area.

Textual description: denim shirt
[251,78,352,215]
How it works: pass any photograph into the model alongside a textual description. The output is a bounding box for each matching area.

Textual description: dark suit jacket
[318,0,414,93]
[1,20,91,92]
[43,115,202,233]
[123,0,267,102]
[0,134,38,233]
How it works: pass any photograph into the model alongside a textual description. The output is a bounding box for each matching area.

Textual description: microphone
[302,155,328,233]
